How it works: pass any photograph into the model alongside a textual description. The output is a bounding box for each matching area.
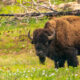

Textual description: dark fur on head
[32,29,53,58]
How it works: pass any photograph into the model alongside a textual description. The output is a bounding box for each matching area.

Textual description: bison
[28,16,80,68]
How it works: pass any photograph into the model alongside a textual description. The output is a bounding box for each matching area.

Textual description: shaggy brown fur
[45,16,80,52]
[30,16,80,68]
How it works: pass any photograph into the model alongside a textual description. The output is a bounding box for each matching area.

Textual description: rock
[58,2,80,10]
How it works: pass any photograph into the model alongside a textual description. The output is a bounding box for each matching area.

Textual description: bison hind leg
[64,47,79,67]
[67,56,78,67]
[58,59,65,68]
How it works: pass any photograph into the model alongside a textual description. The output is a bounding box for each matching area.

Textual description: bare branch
[20,0,28,13]
[32,0,37,5]
[30,0,57,12]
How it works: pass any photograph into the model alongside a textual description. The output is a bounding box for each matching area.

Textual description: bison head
[28,29,55,64]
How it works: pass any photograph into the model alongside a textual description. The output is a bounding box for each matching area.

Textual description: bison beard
[28,16,80,68]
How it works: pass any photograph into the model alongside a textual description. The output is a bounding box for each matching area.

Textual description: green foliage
[49,0,75,5]
[0,5,25,14]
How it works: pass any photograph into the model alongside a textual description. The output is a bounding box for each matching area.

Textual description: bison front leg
[39,56,46,65]
[65,48,79,67]
[54,61,58,68]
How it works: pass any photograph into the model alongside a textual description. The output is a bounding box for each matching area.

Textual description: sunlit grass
[0,53,80,80]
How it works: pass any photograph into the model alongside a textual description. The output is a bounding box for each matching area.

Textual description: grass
[0,17,48,54]
[0,53,80,80]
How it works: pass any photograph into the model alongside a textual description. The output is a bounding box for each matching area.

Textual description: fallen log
[0,10,80,17]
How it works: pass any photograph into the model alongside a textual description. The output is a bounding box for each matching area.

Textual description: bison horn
[48,29,55,40]
[28,30,33,40]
